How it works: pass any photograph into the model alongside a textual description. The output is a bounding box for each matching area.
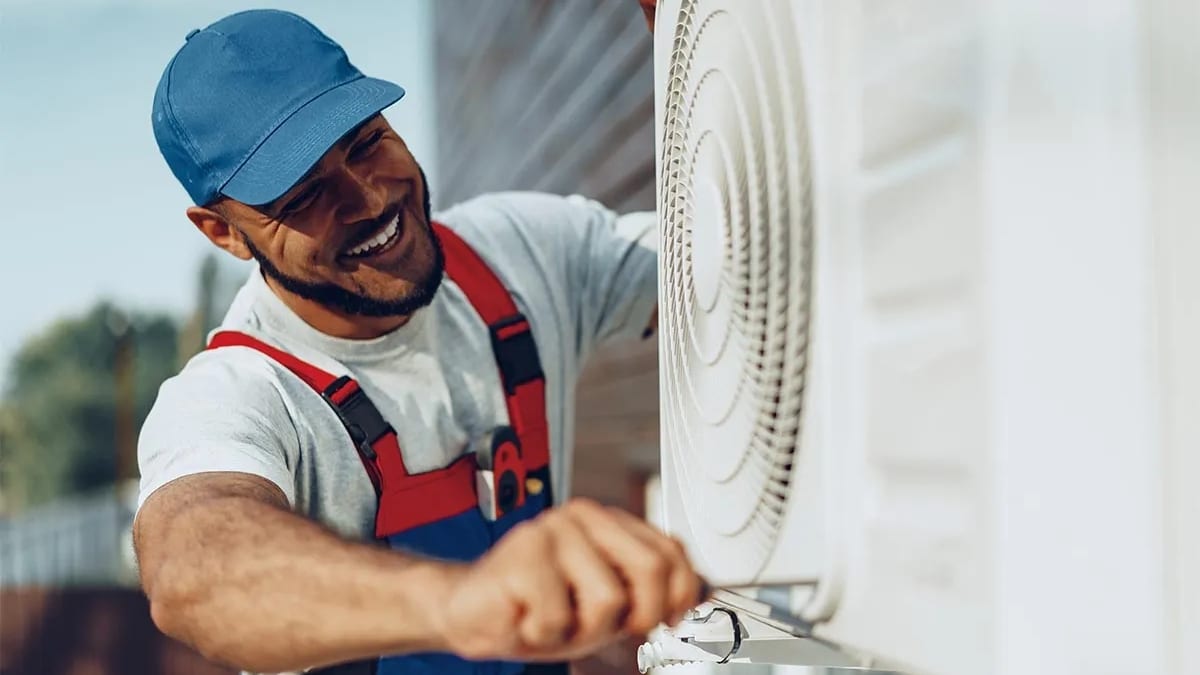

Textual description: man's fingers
[447,499,705,662]
[502,524,575,650]
[561,500,672,635]
[540,510,629,646]
[604,507,703,624]
[639,0,656,31]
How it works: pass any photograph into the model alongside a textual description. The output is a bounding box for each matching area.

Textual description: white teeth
[344,216,400,257]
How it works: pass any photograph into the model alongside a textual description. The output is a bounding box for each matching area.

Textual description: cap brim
[220,76,405,206]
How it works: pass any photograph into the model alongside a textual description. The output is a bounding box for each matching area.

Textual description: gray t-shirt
[137,191,657,541]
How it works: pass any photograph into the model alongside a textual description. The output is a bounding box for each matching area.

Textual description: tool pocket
[490,488,550,543]
[378,455,491,562]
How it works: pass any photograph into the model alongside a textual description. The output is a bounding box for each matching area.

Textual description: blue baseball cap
[152,9,405,206]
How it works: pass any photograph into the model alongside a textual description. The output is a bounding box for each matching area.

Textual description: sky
[0,0,436,386]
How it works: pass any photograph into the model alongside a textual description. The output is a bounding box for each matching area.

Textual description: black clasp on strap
[321,376,392,461]
[489,314,544,394]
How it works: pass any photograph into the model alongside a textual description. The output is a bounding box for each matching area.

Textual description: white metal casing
[654,1,1200,674]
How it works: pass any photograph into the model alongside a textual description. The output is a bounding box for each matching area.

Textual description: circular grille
[658,0,815,581]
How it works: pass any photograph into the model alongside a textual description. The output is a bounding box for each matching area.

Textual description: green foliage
[0,303,180,510]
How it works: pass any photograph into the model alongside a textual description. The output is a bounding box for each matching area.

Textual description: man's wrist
[397,558,468,654]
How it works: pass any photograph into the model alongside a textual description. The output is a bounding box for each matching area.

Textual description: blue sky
[0,0,435,385]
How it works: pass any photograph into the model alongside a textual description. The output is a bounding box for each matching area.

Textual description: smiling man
[132,6,694,675]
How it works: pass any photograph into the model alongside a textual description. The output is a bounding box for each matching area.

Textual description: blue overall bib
[209,223,567,675]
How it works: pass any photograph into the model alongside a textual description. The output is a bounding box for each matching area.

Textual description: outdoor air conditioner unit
[651,1,1200,674]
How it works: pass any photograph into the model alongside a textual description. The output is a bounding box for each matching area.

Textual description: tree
[0,303,180,510]
[0,252,243,512]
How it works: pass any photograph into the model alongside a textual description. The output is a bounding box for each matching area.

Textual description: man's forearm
[140,490,459,672]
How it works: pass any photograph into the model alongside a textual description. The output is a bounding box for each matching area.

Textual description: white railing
[0,480,139,587]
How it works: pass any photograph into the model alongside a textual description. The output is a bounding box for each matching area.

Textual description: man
[133,4,698,675]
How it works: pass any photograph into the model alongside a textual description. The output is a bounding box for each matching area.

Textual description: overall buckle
[489,314,544,394]
[321,375,392,461]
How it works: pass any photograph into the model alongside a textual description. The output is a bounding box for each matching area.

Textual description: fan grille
[659,0,815,580]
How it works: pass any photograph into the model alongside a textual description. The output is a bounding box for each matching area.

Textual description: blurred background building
[0,1,659,673]
[432,0,660,514]
[433,3,658,672]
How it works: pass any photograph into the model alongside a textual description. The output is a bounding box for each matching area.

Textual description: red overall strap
[207,331,398,494]
[207,223,551,536]
[434,223,551,475]
[208,331,483,535]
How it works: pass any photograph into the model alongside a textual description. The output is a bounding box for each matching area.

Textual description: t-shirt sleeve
[561,194,658,352]
[455,192,658,357]
[136,349,299,512]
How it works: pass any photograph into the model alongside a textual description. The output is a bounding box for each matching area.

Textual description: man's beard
[245,166,444,318]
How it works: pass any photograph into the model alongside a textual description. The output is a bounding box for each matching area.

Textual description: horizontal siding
[434,0,656,215]
[434,9,661,674]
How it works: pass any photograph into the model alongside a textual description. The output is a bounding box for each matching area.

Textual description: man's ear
[186,205,253,261]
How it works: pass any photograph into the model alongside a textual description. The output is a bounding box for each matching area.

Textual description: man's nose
[331,166,388,224]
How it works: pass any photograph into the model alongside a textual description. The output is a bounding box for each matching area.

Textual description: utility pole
[177,254,220,367]
[108,309,136,483]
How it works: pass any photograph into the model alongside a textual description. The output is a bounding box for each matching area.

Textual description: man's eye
[283,186,320,214]
[350,130,385,159]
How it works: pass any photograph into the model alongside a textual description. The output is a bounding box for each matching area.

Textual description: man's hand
[137,477,700,670]
[639,0,657,32]
[432,498,703,662]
